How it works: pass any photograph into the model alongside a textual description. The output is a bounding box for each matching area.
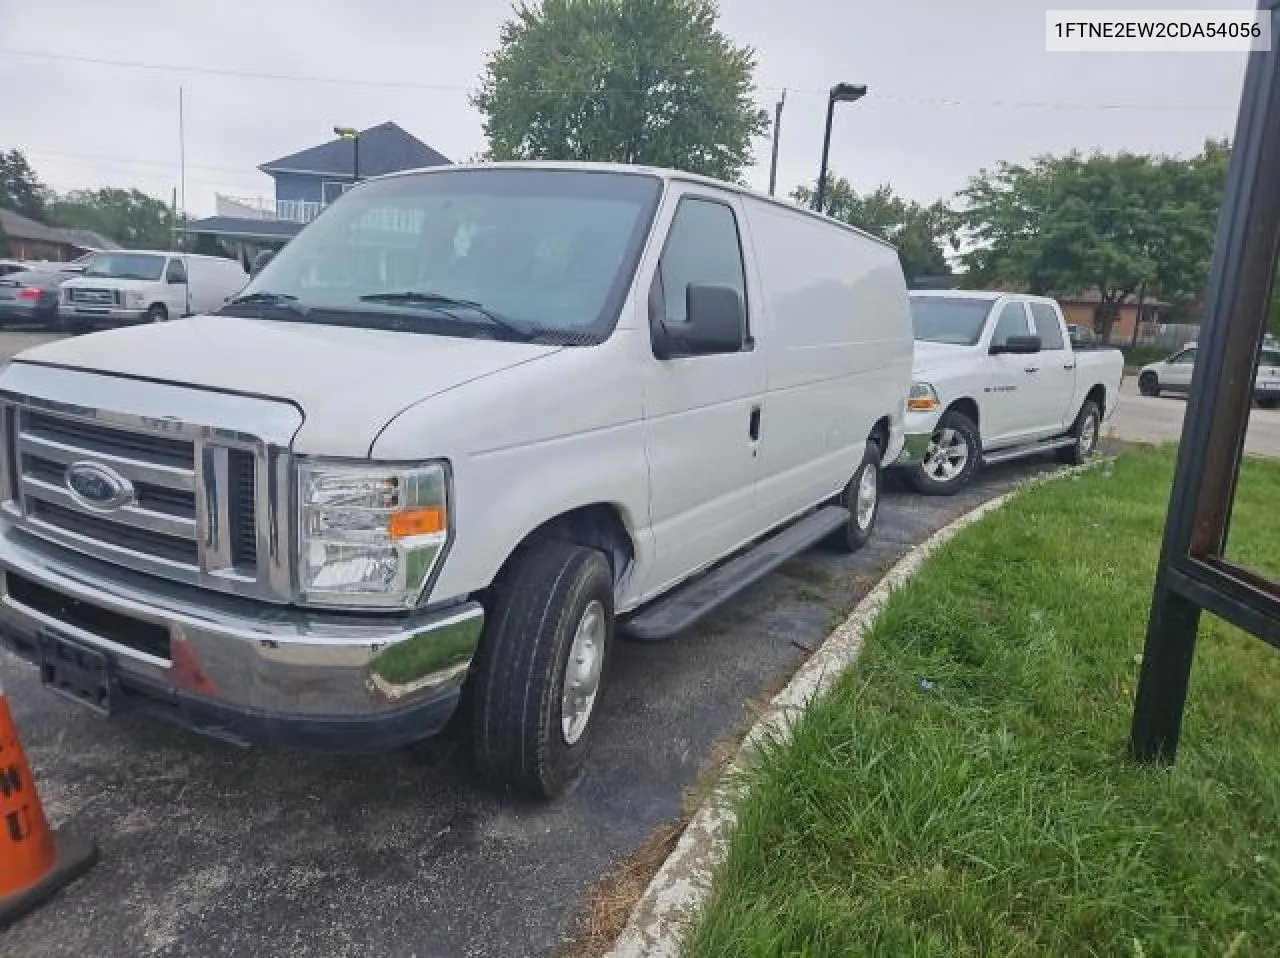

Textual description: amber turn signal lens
[388,506,446,539]
[907,396,940,412]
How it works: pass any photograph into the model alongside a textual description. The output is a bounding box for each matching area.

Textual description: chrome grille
[13,408,203,570]
[0,366,301,603]
[67,288,120,306]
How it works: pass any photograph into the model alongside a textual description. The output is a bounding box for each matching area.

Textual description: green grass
[684,449,1280,958]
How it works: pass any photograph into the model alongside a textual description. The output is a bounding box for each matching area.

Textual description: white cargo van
[59,250,247,328]
[0,164,912,797]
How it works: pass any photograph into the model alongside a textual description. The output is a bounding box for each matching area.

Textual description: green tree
[954,144,1229,344]
[473,0,769,181]
[0,148,48,220]
[794,176,952,281]
[48,188,173,249]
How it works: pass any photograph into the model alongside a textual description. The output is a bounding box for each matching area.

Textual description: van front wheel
[147,304,168,323]
[471,539,614,799]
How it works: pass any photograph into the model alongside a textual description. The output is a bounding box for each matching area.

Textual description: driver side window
[991,301,1030,349]
[165,259,188,284]
[656,197,746,328]
[1170,348,1197,366]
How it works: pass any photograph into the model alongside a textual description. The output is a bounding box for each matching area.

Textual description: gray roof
[0,208,64,243]
[0,209,123,251]
[178,216,304,241]
[259,121,451,178]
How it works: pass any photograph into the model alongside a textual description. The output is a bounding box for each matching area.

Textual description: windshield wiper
[221,291,311,317]
[358,292,534,341]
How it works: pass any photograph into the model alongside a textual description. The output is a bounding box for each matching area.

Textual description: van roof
[83,250,237,262]
[376,161,897,251]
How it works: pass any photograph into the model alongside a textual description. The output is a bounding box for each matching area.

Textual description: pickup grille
[1,404,268,591]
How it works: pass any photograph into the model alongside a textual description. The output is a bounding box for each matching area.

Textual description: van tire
[471,539,614,799]
[910,410,981,496]
[147,304,169,323]
[825,442,881,552]
[1059,400,1102,464]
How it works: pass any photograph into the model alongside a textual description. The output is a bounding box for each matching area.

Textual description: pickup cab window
[990,301,1031,350]
[1029,302,1064,350]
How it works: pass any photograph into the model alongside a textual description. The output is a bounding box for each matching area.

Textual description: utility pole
[768,89,787,197]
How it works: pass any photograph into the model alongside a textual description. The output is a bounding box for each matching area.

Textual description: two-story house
[181,121,451,256]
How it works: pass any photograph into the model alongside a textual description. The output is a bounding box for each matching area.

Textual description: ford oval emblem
[65,461,135,511]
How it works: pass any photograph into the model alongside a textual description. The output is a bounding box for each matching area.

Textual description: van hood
[14,314,563,456]
[912,339,979,377]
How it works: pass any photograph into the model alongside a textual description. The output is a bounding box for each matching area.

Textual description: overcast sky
[0,0,1254,217]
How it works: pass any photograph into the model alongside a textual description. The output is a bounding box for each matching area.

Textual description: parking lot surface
[0,330,1059,957]
[1111,375,1280,457]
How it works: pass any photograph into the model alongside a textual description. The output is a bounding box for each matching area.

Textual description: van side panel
[740,197,913,529]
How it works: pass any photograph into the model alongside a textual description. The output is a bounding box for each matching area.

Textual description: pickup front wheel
[471,539,614,798]
[910,410,980,496]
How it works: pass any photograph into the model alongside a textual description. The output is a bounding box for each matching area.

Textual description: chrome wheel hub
[1080,414,1098,453]
[855,464,878,529]
[923,427,969,481]
[561,599,606,746]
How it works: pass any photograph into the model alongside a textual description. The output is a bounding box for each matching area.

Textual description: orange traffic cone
[0,681,97,928]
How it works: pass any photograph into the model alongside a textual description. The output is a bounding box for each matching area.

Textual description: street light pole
[814,83,867,214]
[333,125,360,183]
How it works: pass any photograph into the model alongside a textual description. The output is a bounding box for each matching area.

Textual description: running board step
[981,435,1074,466]
[622,506,850,642]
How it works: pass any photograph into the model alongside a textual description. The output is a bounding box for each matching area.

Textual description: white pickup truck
[897,290,1124,494]
[0,163,913,798]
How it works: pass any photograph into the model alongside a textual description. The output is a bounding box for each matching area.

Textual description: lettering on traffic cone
[0,682,98,928]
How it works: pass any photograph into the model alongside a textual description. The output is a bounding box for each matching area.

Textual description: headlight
[296,460,449,608]
[125,291,146,307]
[907,382,941,412]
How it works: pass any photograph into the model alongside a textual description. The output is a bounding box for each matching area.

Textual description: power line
[0,48,1233,113]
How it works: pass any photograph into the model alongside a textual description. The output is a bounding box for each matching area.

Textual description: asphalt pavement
[0,329,1059,958]
[1109,375,1280,456]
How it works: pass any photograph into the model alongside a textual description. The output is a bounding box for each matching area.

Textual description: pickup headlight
[907,382,941,413]
[296,460,449,609]
[125,291,147,308]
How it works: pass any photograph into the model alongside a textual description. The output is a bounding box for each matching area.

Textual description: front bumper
[59,304,147,325]
[0,525,484,749]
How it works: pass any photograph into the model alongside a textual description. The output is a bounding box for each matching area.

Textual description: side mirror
[657,284,745,357]
[250,250,276,278]
[992,334,1042,355]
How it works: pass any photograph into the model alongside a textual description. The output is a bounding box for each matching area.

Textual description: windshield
[910,296,995,345]
[229,168,663,340]
[83,252,167,281]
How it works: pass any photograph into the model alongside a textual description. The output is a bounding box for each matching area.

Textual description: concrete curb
[605,460,1111,958]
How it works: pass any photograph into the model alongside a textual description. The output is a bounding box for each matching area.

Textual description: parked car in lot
[59,250,247,329]
[0,163,914,797]
[898,290,1124,494]
[0,270,72,327]
[1138,343,1280,407]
